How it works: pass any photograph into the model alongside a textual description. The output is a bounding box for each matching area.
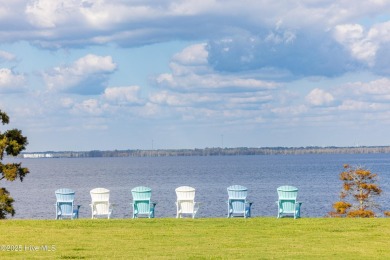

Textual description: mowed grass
[1,217,390,259]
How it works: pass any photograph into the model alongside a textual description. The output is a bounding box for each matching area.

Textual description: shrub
[329,164,381,218]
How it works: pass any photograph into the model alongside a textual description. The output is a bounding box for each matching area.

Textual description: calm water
[4,153,390,219]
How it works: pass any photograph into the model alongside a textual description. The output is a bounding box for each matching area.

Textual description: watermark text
[0,245,56,252]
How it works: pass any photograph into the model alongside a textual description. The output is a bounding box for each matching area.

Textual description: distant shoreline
[19,146,390,158]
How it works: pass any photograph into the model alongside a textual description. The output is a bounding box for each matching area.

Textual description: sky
[1,1,390,152]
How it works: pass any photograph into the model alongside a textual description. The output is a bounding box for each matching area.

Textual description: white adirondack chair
[175,186,199,218]
[90,188,113,219]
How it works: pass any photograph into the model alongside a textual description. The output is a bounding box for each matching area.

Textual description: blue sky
[1,1,390,152]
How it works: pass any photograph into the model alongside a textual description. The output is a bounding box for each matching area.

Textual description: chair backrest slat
[55,188,75,202]
[227,185,247,199]
[176,186,195,200]
[277,185,298,200]
[132,186,152,200]
[91,188,110,202]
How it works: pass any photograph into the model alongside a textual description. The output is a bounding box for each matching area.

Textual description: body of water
[3,153,390,219]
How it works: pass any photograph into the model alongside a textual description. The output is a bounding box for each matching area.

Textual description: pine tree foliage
[0,109,29,218]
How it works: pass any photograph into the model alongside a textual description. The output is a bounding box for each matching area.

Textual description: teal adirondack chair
[227,185,252,218]
[276,185,302,219]
[131,186,156,218]
[55,188,80,220]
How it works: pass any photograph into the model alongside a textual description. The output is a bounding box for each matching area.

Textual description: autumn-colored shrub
[332,201,351,215]
[329,164,381,218]
[347,209,375,218]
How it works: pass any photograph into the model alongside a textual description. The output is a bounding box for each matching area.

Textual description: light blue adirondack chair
[276,185,302,219]
[55,188,80,220]
[227,185,252,218]
[131,186,157,218]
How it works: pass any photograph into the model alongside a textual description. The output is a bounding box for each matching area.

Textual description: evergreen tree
[0,110,29,218]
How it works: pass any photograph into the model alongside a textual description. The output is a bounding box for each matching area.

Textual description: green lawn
[1,218,389,259]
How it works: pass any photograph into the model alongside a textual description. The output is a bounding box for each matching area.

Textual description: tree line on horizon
[20,145,390,158]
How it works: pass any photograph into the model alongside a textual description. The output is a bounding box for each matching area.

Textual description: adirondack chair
[227,185,252,218]
[55,188,80,220]
[90,188,113,219]
[175,186,199,218]
[276,185,302,219]
[130,186,156,218]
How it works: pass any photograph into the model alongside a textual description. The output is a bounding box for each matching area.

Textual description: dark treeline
[21,146,390,158]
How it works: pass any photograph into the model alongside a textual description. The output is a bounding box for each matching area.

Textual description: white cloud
[305,88,335,106]
[337,78,390,101]
[334,24,377,65]
[0,1,387,77]
[0,0,383,49]
[149,91,190,106]
[0,68,26,93]
[172,43,208,65]
[104,86,142,104]
[72,98,103,115]
[156,43,278,92]
[137,102,162,117]
[337,100,387,112]
[60,97,74,108]
[0,50,16,62]
[73,54,116,74]
[43,54,117,95]
[168,43,211,76]
[149,91,218,107]
[156,72,277,92]
[25,0,84,28]
[333,21,390,73]
[271,104,308,117]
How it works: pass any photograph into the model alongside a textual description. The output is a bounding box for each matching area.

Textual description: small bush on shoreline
[329,164,382,218]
